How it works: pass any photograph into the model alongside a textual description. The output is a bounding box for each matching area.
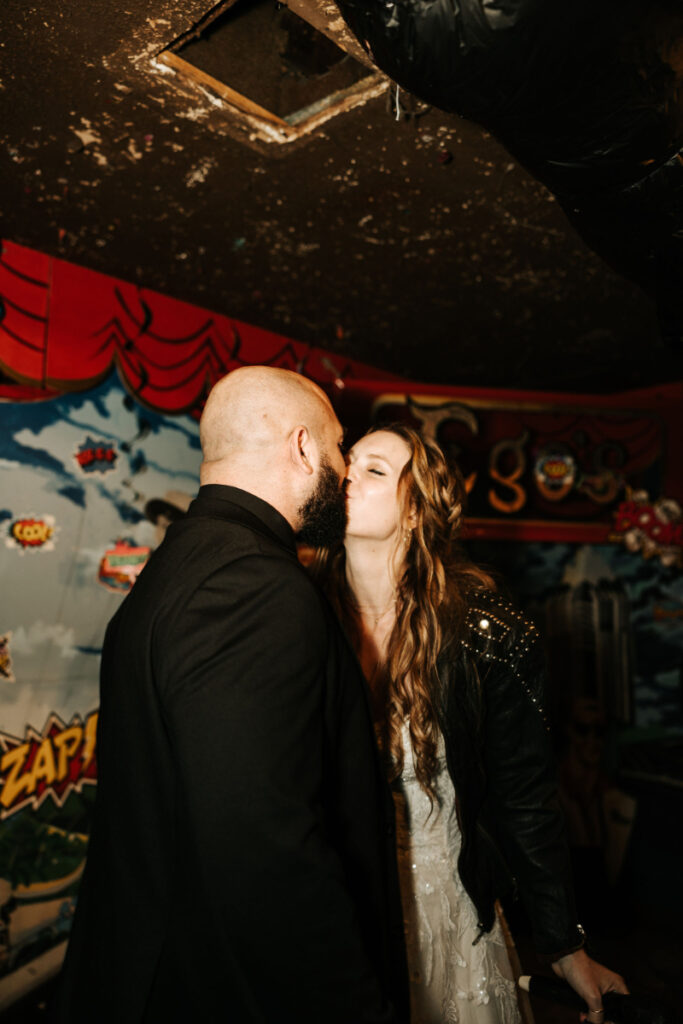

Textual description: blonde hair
[314,423,494,801]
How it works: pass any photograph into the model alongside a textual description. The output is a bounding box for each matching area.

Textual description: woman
[314,424,627,1024]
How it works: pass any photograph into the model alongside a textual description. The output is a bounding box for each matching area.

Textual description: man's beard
[296,457,347,548]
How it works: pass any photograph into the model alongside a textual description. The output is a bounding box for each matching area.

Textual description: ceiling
[1,0,680,394]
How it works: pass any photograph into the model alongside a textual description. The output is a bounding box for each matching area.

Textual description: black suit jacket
[56,485,408,1023]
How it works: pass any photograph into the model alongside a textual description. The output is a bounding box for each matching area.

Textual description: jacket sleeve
[477,609,585,960]
[157,552,397,1022]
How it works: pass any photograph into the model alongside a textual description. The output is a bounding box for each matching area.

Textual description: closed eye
[368,468,385,476]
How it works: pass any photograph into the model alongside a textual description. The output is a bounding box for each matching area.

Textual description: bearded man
[56,366,408,1024]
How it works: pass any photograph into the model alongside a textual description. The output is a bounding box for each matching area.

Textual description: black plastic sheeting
[333,0,683,345]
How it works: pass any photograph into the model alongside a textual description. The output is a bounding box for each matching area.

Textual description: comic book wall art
[0,374,200,1000]
[97,540,152,593]
[0,637,14,685]
[74,438,118,475]
[6,516,57,553]
[0,712,98,818]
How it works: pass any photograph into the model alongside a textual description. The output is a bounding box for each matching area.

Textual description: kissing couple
[57,366,627,1024]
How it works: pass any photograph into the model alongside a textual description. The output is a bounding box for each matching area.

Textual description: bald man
[56,367,409,1024]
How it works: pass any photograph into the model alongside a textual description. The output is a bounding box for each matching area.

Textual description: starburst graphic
[0,711,98,818]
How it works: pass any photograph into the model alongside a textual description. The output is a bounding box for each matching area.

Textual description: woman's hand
[551,947,629,1022]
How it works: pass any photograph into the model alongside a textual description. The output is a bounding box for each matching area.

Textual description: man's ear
[290,426,315,475]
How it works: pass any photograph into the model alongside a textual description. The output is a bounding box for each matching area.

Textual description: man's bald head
[199,366,346,538]
[200,366,335,465]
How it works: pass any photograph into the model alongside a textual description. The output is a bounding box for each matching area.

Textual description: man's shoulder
[163,513,292,566]
[117,515,323,646]
[136,513,309,607]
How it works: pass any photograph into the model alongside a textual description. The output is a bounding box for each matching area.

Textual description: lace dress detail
[392,721,525,1024]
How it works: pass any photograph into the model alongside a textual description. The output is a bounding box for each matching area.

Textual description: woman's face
[345,430,412,542]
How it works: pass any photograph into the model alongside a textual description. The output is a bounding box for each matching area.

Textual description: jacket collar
[187,484,297,553]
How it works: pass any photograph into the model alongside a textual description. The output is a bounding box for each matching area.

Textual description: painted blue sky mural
[0,373,200,738]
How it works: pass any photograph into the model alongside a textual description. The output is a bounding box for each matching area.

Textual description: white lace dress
[392,721,530,1024]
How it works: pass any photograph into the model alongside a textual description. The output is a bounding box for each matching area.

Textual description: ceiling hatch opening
[159,0,387,144]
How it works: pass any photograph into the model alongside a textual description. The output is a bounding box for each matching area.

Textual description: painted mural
[468,540,683,733]
[0,374,200,998]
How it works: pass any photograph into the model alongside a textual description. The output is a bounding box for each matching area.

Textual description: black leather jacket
[434,589,585,961]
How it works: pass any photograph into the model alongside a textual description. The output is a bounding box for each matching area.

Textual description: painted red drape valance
[0,240,394,412]
[2,238,681,547]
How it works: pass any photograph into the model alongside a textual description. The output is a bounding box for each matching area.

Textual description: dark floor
[1,906,679,1024]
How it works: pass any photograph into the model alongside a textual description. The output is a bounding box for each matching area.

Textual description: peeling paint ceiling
[1,0,680,393]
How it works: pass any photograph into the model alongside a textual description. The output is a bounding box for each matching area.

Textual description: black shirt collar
[188,484,297,552]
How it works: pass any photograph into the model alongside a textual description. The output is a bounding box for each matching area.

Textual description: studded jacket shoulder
[435,586,585,961]
[463,590,548,725]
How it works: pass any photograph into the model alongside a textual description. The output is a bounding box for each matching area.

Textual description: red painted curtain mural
[0,239,395,410]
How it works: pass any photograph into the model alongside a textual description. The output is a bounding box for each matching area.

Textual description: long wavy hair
[313,423,495,801]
